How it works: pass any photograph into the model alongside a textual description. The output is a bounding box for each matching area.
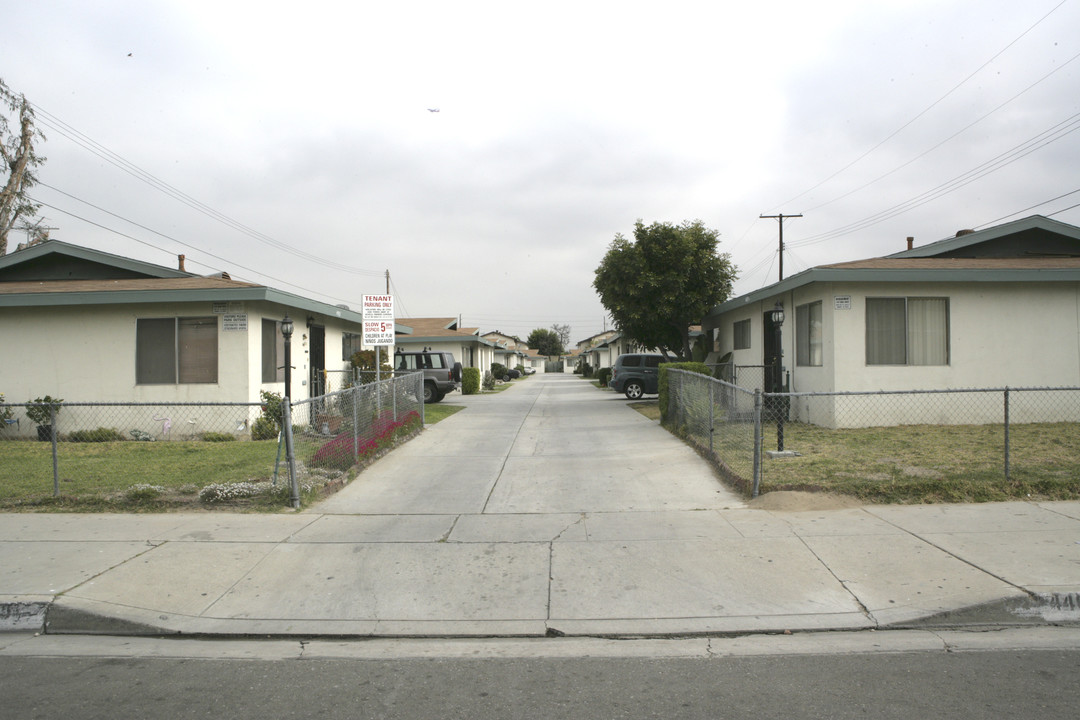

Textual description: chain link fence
[0,372,425,508]
[281,372,424,506]
[665,369,1080,498]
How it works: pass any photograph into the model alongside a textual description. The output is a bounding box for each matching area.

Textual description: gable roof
[395,317,498,347]
[706,216,1080,320]
[0,241,403,329]
[0,240,192,281]
[888,215,1080,259]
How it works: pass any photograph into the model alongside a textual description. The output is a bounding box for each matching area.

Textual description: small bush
[251,415,279,441]
[482,371,496,390]
[68,427,126,442]
[123,484,166,501]
[596,367,612,387]
[580,363,593,378]
[491,363,507,381]
[658,361,712,423]
[201,432,236,442]
[311,410,422,471]
[462,367,481,395]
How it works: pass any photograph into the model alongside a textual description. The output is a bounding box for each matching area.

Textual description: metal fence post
[50,404,59,497]
[752,390,763,498]
[1004,386,1011,482]
[282,397,301,509]
[708,380,715,455]
[352,383,360,464]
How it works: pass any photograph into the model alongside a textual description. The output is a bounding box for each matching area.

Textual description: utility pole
[385,269,390,295]
[760,213,802,281]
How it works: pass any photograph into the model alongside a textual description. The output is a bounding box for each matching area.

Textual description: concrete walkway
[2,374,1079,637]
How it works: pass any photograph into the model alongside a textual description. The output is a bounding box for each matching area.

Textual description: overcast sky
[5,0,1079,343]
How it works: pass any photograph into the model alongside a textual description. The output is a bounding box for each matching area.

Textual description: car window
[398,355,416,370]
[621,356,641,367]
[429,354,445,369]
[644,356,662,368]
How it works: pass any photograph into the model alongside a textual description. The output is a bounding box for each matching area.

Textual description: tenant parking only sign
[362,294,395,346]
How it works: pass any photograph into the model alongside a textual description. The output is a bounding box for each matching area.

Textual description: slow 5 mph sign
[362,294,394,346]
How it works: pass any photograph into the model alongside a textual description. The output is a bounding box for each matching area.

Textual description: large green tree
[0,78,45,255]
[527,327,564,357]
[593,219,736,360]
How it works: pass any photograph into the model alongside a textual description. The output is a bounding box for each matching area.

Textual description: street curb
[0,601,50,633]
[887,592,1080,629]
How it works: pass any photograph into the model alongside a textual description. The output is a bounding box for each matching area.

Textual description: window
[643,356,662,368]
[136,317,218,384]
[341,332,363,361]
[733,319,751,350]
[262,319,285,383]
[866,297,949,366]
[796,301,822,366]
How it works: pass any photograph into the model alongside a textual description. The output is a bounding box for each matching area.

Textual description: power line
[770,0,1072,211]
[31,108,384,277]
[787,110,1080,248]
[30,196,372,307]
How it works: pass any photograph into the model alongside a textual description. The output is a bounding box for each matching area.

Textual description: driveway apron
[311,373,746,515]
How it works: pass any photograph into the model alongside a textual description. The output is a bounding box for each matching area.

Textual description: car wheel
[624,381,644,400]
[423,382,437,403]
[452,362,463,383]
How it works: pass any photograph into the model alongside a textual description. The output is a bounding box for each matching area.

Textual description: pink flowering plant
[311,410,422,471]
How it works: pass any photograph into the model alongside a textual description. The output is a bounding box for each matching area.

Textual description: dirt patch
[748,490,864,511]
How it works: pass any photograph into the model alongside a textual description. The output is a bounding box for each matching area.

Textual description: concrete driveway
[311,372,746,516]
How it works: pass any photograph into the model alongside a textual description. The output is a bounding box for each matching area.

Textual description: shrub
[311,410,422,471]
[482,371,496,391]
[68,427,125,442]
[201,432,236,442]
[596,367,612,387]
[491,363,507,381]
[462,367,481,395]
[658,362,712,423]
[0,393,12,423]
[123,484,166,501]
[251,415,279,441]
[25,395,63,426]
[581,363,593,378]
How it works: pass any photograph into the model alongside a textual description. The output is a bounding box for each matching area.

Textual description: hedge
[462,366,481,395]
[658,362,712,424]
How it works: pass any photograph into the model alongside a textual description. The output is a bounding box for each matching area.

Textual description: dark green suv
[394,350,462,403]
[610,353,663,399]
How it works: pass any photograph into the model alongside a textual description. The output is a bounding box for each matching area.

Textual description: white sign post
[362,295,395,384]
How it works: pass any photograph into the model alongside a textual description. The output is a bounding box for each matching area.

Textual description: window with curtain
[796,301,823,366]
[733,319,751,350]
[136,317,218,384]
[866,297,948,366]
[341,332,363,361]
[262,318,285,383]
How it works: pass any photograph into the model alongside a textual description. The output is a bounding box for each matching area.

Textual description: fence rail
[0,372,425,508]
[665,369,1080,498]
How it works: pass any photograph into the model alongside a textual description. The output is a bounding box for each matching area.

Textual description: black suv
[610,353,664,399]
[394,349,462,403]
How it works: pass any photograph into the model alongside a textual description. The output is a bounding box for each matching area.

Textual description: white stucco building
[701,216,1080,427]
[0,241,411,435]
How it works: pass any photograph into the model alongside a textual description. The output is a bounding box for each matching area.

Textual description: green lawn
[744,421,1080,503]
[0,438,285,510]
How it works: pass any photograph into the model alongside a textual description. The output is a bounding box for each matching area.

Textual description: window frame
[136,316,219,385]
[865,297,950,367]
[733,319,751,350]
[796,301,823,367]
[262,318,285,383]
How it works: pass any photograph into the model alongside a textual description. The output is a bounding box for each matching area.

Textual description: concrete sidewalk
[2,374,1079,637]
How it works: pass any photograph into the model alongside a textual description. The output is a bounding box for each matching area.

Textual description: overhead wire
[787,109,1080,248]
[30,107,385,277]
[30,196,372,307]
[770,0,1072,212]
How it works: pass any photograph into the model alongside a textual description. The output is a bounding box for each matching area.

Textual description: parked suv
[610,353,664,399]
[394,349,462,403]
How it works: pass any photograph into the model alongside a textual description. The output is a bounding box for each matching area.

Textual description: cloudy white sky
[5,0,1080,342]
